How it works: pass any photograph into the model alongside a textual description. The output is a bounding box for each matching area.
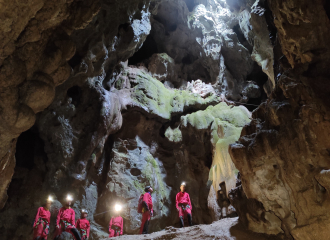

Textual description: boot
[187,214,193,226]
[70,228,82,240]
[179,216,184,228]
[142,220,149,234]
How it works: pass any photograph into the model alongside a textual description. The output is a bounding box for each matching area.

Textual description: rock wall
[0,0,152,210]
[229,0,330,239]
[0,0,100,209]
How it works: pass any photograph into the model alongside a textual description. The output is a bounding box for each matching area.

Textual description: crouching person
[33,196,53,240]
[53,195,81,240]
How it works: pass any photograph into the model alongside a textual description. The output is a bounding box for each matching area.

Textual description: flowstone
[178,103,251,220]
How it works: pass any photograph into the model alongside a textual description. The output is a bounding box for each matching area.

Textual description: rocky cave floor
[108,218,283,240]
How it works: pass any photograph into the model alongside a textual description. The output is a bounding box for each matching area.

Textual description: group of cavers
[33,182,192,240]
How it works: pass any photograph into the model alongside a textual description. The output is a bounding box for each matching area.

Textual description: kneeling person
[176,182,192,227]
[33,196,53,240]
[76,209,90,240]
[53,195,81,240]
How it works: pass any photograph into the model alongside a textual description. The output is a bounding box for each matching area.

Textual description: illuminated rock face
[186,80,216,98]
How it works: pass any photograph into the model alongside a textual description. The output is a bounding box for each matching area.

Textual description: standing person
[109,204,124,238]
[53,195,81,240]
[139,186,153,234]
[76,209,90,240]
[33,196,53,240]
[176,182,192,227]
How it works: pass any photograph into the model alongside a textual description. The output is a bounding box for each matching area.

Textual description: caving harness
[35,218,50,235]
[80,228,88,240]
[111,225,121,235]
[60,219,74,230]
[179,203,190,211]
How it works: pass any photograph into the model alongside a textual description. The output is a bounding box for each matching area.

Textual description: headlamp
[114,204,122,212]
[66,194,73,201]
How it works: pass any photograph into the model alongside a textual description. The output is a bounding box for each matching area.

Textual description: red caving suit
[54,207,77,239]
[33,207,51,240]
[109,216,123,237]
[76,218,90,240]
[139,192,153,234]
[176,191,192,218]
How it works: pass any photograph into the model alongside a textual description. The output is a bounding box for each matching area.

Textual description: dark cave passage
[232,24,252,53]
[325,0,330,20]
[15,126,46,170]
[245,63,269,111]
[128,35,159,66]
[67,85,82,107]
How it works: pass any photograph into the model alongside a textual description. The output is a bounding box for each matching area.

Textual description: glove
[176,208,180,212]
[187,205,190,209]
[150,210,153,217]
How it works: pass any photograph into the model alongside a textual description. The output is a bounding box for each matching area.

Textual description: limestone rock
[105,217,283,240]
[238,0,275,88]
[268,0,330,69]
[147,53,176,82]
[186,80,216,98]
[242,81,261,99]
[229,0,330,236]
[0,0,101,208]
[0,0,153,212]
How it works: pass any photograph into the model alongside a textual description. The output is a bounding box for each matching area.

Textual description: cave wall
[229,0,330,239]
[0,0,101,210]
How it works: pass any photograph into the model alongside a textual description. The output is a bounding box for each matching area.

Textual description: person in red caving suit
[176,182,192,227]
[76,209,90,240]
[109,204,124,238]
[33,196,53,240]
[53,195,81,240]
[139,186,153,234]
